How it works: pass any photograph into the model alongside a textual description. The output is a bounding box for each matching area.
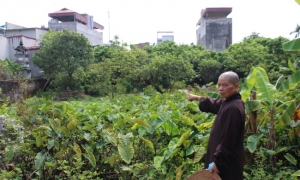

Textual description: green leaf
[164,137,179,159]
[34,151,46,169]
[121,165,133,172]
[153,156,164,169]
[280,100,296,125]
[47,139,55,150]
[194,147,205,163]
[84,132,91,141]
[109,155,117,167]
[72,143,82,159]
[278,71,300,94]
[186,145,200,156]
[103,129,118,146]
[36,135,42,147]
[246,134,263,153]
[264,150,276,157]
[288,60,297,73]
[177,130,191,147]
[254,67,276,104]
[284,153,297,165]
[283,38,300,51]
[45,162,56,167]
[96,123,104,131]
[48,118,60,133]
[132,118,149,127]
[141,137,154,151]
[180,115,195,126]
[83,150,96,168]
[67,120,77,131]
[292,169,300,177]
[296,0,300,5]
[245,100,261,114]
[117,142,134,164]
[146,116,165,134]
[162,119,179,136]
[118,132,133,146]
[240,67,257,101]
[5,146,14,163]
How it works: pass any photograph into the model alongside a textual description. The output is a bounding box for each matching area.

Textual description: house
[0,22,46,78]
[196,7,232,52]
[0,8,105,79]
[48,8,104,46]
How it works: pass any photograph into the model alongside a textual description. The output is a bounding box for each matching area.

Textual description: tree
[222,40,276,79]
[33,30,94,90]
[141,54,195,91]
[290,24,300,38]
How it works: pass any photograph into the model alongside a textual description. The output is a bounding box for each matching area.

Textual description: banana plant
[242,67,300,168]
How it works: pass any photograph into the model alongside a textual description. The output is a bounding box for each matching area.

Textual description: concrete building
[48,8,104,46]
[0,22,45,79]
[1,8,105,79]
[196,8,232,52]
[157,31,174,44]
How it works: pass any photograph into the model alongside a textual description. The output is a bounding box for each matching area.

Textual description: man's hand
[210,163,220,174]
[186,93,201,102]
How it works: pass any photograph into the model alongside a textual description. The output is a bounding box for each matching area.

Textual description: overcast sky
[1,0,299,45]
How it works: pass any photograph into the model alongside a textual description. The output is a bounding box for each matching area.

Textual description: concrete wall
[5,29,36,39]
[8,36,37,60]
[0,79,47,100]
[0,36,9,60]
[48,22,77,32]
[26,49,44,78]
[48,21,103,46]
[197,18,232,52]
[196,22,206,46]
[6,22,26,30]
[77,22,103,46]
[205,12,229,19]
[205,18,232,52]
[5,28,47,45]
[35,29,48,43]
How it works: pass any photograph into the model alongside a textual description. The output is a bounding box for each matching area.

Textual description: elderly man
[187,71,245,180]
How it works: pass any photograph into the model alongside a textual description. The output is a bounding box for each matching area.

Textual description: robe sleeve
[199,97,223,114]
[213,105,243,173]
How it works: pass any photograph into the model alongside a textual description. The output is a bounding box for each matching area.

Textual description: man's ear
[235,83,239,91]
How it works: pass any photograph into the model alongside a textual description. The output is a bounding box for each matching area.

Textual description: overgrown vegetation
[1,10,300,179]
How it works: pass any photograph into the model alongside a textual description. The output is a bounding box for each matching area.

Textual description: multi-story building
[157,31,174,44]
[48,8,104,46]
[196,7,232,52]
[0,8,104,79]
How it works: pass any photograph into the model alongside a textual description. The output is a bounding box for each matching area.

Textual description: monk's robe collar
[223,93,242,102]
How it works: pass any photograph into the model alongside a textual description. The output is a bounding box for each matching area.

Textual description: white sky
[1,0,299,45]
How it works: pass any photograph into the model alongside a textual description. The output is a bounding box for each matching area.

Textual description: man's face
[217,75,239,99]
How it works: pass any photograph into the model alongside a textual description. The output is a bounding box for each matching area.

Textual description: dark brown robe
[199,93,245,180]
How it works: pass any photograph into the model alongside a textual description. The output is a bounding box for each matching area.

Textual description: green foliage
[33,29,94,90]
[1,91,213,179]
[246,134,263,153]
[242,67,300,178]
[0,58,23,79]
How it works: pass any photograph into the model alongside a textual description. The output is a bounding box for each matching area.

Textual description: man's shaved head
[219,71,239,85]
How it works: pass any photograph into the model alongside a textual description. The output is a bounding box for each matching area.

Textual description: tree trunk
[267,108,277,170]
[42,72,53,92]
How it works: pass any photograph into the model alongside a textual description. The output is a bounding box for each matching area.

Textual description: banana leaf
[283,38,300,51]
